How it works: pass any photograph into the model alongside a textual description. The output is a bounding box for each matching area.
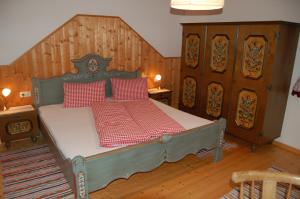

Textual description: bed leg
[72,156,89,199]
[214,118,226,162]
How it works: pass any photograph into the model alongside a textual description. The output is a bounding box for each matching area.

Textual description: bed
[32,54,226,199]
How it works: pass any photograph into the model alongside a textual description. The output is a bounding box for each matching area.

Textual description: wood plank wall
[0,15,181,108]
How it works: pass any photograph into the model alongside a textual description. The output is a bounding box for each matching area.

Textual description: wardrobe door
[227,24,279,144]
[200,25,237,120]
[179,24,206,116]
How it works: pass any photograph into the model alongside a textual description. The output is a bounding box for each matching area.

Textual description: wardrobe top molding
[181,21,300,26]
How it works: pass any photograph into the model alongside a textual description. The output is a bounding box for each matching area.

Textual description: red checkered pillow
[64,80,106,108]
[111,77,148,100]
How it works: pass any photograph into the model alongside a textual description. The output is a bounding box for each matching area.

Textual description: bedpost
[72,156,89,199]
[32,78,41,107]
[214,118,226,162]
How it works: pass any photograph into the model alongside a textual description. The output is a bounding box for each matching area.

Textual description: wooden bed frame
[32,54,226,199]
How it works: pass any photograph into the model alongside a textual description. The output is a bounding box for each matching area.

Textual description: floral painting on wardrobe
[206,82,223,118]
[235,89,257,129]
[185,34,200,68]
[182,77,197,108]
[210,35,229,73]
[242,36,266,79]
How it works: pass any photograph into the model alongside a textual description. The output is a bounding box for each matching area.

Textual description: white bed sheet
[38,99,212,159]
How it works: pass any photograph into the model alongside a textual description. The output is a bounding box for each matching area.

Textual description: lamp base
[0,99,5,111]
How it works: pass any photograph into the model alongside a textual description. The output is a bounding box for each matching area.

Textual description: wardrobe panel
[200,25,236,120]
[179,24,205,115]
[227,24,279,144]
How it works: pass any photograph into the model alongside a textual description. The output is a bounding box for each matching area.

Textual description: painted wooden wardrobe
[179,22,299,148]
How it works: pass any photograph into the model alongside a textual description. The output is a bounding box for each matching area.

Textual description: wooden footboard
[71,118,226,199]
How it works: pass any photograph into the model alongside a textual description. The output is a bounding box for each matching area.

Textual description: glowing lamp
[154,74,162,90]
[2,88,11,97]
[154,74,162,82]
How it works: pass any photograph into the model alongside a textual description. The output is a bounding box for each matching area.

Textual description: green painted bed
[32,54,226,199]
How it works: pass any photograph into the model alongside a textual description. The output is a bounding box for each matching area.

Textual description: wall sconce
[1,88,11,111]
[154,74,162,90]
[292,77,300,97]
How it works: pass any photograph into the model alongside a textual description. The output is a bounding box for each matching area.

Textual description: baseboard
[273,141,300,156]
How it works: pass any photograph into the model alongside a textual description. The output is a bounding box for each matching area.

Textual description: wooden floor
[0,137,300,199]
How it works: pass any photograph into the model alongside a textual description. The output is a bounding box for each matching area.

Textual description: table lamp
[154,74,162,90]
[1,88,11,111]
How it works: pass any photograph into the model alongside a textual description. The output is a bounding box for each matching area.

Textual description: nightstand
[148,88,172,106]
[0,105,39,148]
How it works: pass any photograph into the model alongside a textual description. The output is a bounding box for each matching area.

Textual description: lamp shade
[170,0,224,10]
[154,74,162,82]
[2,88,11,97]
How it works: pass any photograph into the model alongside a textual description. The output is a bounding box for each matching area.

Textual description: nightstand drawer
[148,89,172,106]
[0,106,39,148]
[150,92,170,99]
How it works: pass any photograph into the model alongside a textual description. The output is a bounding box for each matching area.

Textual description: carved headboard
[32,54,140,107]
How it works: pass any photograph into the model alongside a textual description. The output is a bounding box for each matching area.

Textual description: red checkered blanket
[91,100,185,147]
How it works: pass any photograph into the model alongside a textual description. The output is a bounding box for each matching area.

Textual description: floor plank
[89,139,300,199]
[0,137,300,199]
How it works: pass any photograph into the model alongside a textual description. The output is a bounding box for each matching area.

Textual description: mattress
[38,99,212,159]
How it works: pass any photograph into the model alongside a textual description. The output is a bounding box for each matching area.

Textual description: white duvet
[38,99,212,159]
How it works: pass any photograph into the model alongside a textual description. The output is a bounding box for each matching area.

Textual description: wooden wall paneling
[173,58,181,107]
[126,21,133,70]
[68,19,78,68]
[44,38,52,77]
[161,58,170,89]
[72,18,81,68]
[40,42,48,77]
[53,34,62,77]
[164,57,181,107]
[116,19,124,70]
[88,17,96,54]
[58,26,67,76]
[0,14,181,108]
[108,18,120,61]
[113,17,121,65]
[133,34,142,71]
[141,41,159,88]
[78,17,87,57]
[29,48,38,77]
[48,36,57,78]
[111,18,119,69]
[25,54,34,78]
[51,33,58,76]
[104,17,109,55]
[61,27,70,74]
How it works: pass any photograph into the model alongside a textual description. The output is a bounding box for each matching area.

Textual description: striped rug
[0,144,74,199]
[221,167,300,199]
